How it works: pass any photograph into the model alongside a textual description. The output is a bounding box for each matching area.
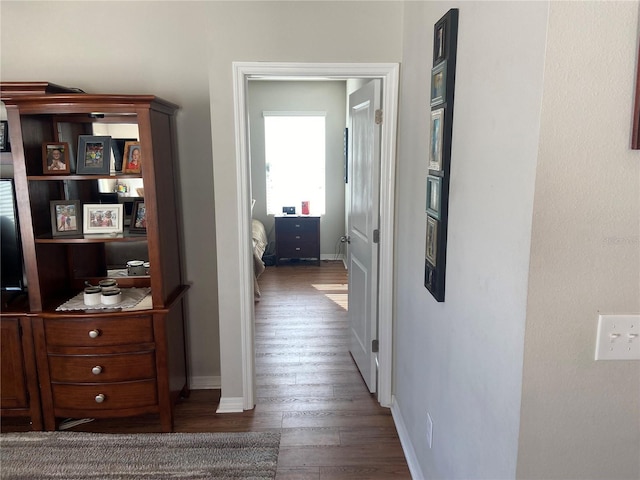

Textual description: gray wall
[396,1,639,479]
[248,80,347,257]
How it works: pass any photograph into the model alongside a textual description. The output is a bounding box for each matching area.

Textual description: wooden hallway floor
[1,260,411,479]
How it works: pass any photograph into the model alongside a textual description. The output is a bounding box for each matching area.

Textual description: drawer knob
[95,394,106,403]
[295,247,301,251]
[295,235,301,239]
[88,329,101,339]
[295,224,301,228]
[91,366,103,375]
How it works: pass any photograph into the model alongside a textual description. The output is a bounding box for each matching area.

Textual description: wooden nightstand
[275,216,320,266]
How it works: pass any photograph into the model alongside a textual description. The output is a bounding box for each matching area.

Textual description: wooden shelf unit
[1,91,189,432]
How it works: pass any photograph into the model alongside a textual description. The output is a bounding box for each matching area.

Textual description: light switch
[595,315,640,360]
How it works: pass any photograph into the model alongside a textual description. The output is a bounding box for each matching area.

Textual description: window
[264,112,326,215]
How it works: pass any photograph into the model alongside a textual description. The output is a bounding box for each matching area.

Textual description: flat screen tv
[0,178,26,292]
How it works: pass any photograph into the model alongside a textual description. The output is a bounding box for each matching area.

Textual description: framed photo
[425,215,438,267]
[129,199,147,233]
[50,200,81,237]
[124,141,142,173]
[434,18,446,63]
[426,176,442,220]
[0,121,9,152]
[429,108,444,172]
[42,142,71,175]
[430,61,447,107]
[76,135,111,175]
[83,204,123,235]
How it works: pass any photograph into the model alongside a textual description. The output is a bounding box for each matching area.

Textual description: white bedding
[252,219,268,298]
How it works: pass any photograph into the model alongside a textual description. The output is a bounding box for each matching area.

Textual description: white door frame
[232,62,399,408]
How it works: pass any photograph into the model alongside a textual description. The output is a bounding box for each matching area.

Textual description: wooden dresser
[275,216,320,266]
[1,87,189,432]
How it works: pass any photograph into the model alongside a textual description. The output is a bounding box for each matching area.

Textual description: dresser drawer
[277,243,319,259]
[51,380,158,410]
[276,217,319,234]
[48,352,156,383]
[44,316,153,347]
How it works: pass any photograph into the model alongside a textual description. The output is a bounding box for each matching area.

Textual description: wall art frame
[129,199,147,234]
[425,8,459,302]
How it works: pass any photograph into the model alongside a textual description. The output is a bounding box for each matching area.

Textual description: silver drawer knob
[295,247,301,251]
[95,394,105,403]
[295,235,301,239]
[91,366,103,375]
[88,329,100,339]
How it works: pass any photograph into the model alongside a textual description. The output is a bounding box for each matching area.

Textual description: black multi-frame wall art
[425,8,458,302]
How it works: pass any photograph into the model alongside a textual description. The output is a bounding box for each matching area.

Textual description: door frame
[232,62,399,408]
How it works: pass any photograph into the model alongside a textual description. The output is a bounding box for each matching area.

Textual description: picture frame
[76,135,111,175]
[124,141,142,174]
[434,18,446,64]
[129,199,147,234]
[42,142,71,175]
[49,200,81,237]
[425,215,438,267]
[426,175,442,220]
[430,61,447,107]
[83,204,123,235]
[0,120,9,152]
[429,108,444,172]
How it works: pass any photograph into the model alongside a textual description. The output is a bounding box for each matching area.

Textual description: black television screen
[0,178,26,291]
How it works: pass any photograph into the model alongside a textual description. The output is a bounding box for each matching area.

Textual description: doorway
[232,62,399,409]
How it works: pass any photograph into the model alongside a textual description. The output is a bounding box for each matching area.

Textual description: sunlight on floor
[312,283,348,310]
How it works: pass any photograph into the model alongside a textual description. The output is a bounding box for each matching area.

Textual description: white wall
[248,80,347,256]
[517,2,640,479]
[394,1,548,478]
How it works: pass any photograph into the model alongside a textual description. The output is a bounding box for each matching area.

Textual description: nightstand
[275,216,320,266]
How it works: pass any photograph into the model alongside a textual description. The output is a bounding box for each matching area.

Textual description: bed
[252,218,268,299]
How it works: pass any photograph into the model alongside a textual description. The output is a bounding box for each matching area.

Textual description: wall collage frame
[425,8,459,302]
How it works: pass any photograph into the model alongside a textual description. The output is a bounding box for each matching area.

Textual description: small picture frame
[429,108,444,172]
[50,200,81,237]
[129,199,147,234]
[430,61,447,107]
[42,142,71,175]
[425,215,438,267]
[76,135,112,175]
[0,121,9,152]
[426,175,442,220]
[434,19,446,63]
[124,141,142,174]
[83,204,123,235]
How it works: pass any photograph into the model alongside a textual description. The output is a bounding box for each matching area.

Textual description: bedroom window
[264,112,326,215]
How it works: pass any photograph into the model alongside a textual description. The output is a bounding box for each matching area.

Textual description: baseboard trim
[189,376,221,390]
[391,395,424,480]
[216,396,245,413]
[320,254,344,262]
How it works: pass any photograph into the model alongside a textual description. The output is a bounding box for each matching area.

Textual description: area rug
[0,431,280,479]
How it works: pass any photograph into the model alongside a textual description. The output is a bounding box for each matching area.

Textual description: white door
[348,80,381,393]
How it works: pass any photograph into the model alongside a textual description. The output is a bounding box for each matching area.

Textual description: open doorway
[232,62,399,410]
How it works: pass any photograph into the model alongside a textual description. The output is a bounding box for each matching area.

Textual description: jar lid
[84,286,101,294]
[101,287,121,296]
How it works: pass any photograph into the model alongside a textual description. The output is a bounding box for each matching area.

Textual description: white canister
[84,286,102,306]
[101,287,122,305]
[127,260,145,276]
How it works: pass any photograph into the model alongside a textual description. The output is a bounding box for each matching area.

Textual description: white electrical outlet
[426,412,433,448]
[595,315,640,360]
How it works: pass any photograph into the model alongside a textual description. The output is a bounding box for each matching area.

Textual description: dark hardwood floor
[2,260,411,479]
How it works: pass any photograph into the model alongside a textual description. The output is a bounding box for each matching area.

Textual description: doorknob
[341,235,351,244]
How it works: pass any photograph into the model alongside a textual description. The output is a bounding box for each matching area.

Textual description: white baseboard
[320,254,345,262]
[391,395,424,480]
[189,376,221,390]
[216,396,245,413]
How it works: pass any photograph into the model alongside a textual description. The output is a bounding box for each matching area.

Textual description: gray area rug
[0,431,280,479]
